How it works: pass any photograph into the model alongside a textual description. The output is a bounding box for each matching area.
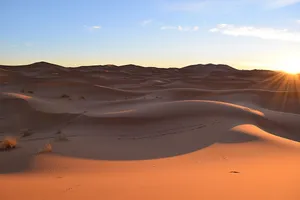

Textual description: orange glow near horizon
[274,57,300,74]
[255,72,300,113]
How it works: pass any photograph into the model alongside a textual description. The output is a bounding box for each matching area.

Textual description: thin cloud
[296,20,300,24]
[91,26,101,29]
[85,25,102,31]
[210,24,300,42]
[164,0,300,11]
[141,19,153,26]
[161,25,199,32]
[193,26,199,31]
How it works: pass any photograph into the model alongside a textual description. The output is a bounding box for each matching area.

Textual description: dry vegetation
[60,94,70,98]
[0,137,17,151]
[38,143,52,154]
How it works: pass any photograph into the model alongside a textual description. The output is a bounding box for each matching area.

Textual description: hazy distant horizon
[0,60,285,72]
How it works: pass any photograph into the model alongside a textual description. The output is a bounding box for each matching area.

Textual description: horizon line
[0,61,279,72]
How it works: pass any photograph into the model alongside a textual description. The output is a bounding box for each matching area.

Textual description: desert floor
[1,63,300,200]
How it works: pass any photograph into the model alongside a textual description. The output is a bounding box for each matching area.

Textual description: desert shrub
[38,143,52,154]
[60,94,70,98]
[0,137,17,150]
[60,94,72,100]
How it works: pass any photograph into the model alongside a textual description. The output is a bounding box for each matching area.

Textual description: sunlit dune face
[275,58,300,74]
[5,92,32,100]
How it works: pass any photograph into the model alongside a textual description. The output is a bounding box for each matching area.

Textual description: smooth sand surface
[1,63,300,200]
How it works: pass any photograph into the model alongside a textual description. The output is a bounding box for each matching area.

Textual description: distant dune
[1,62,300,200]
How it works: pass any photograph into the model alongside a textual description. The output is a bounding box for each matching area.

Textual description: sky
[1,0,300,70]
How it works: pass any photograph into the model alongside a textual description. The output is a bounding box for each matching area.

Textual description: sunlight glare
[275,58,300,74]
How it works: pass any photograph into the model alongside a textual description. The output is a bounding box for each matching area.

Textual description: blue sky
[1,0,300,70]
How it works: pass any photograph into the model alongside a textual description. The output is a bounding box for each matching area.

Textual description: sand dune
[1,63,300,200]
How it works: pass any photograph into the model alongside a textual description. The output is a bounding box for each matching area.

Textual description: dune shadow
[50,120,261,161]
[253,114,300,142]
[0,151,33,174]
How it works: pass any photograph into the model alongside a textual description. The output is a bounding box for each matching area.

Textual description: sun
[284,64,299,74]
[275,58,300,74]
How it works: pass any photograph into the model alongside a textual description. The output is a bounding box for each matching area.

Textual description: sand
[1,62,300,200]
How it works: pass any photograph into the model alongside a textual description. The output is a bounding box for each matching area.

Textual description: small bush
[27,90,34,94]
[38,143,52,154]
[60,94,70,98]
[0,137,17,150]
